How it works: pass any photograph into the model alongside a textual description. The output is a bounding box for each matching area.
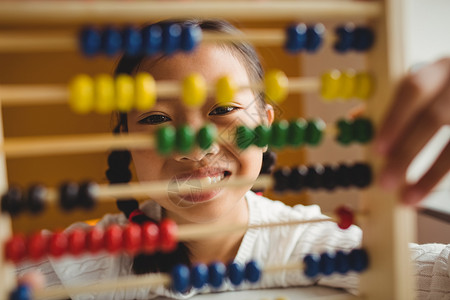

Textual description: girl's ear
[265,104,275,126]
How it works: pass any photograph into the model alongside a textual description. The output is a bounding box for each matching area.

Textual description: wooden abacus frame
[0,1,415,299]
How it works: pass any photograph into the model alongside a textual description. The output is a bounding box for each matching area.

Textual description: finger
[400,141,450,205]
[375,58,450,156]
[347,104,366,120]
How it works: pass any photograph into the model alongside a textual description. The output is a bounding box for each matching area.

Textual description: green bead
[287,118,307,147]
[253,125,271,148]
[353,118,374,143]
[236,126,255,150]
[157,126,176,155]
[197,124,217,150]
[269,120,289,148]
[336,118,353,145]
[176,125,195,153]
[305,119,325,146]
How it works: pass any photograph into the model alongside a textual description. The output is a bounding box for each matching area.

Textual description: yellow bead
[135,72,156,111]
[94,74,115,114]
[264,69,288,103]
[115,74,135,112]
[215,76,236,105]
[354,72,373,100]
[339,70,356,100]
[69,74,94,114]
[182,73,206,108]
[321,70,341,101]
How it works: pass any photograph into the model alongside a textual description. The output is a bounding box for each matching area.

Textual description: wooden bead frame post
[0,0,414,299]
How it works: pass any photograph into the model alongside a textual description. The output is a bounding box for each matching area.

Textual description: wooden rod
[0,1,382,24]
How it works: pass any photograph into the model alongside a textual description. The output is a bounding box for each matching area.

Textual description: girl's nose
[173,142,220,162]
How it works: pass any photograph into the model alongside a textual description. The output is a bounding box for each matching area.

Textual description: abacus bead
[236,126,255,150]
[245,260,262,283]
[94,74,115,114]
[9,284,32,300]
[305,23,325,52]
[303,254,320,278]
[269,120,289,149]
[157,125,176,155]
[181,25,202,52]
[78,181,98,210]
[253,125,271,148]
[335,250,350,274]
[319,252,335,276]
[101,27,122,56]
[287,118,307,147]
[176,125,196,154]
[208,262,226,288]
[79,27,101,56]
[104,224,123,254]
[336,119,353,145]
[162,23,182,55]
[227,262,244,286]
[334,24,353,53]
[69,74,94,114]
[288,165,307,191]
[353,118,374,144]
[123,223,142,255]
[285,23,307,53]
[122,26,142,56]
[339,70,356,100]
[321,70,341,101]
[354,72,372,100]
[350,163,372,188]
[1,185,24,216]
[159,218,178,252]
[335,206,354,230]
[305,165,324,190]
[322,165,338,191]
[59,182,79,211]
[5,235,27,263]
[142,24,162,55]
[86,227,104,253]
[48,231,68,258]
[191,264,209,289]
[305,119,325,146]
[135,72,156,111]
[352,27,375,51]
[273,167,291,193]
[215,76,236,105]
[182,73,207,108]
[141,222,159,253]
[115,74,135,112]
[197,124,217,150]
[335,164,352,188]
[264,69,289,103]
[67,228,86,256]
[28,232,48,261]
[348,248,369,272]
[172,264,191,293]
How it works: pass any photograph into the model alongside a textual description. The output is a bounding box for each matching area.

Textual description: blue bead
[181,25,202,52]
[79,27,101,56]
[227,262,245,286]
[208,262,226,288]
[171,264,191,293]
[334,25,353,53]
[122,26,142,56]
[285,23,307,53]
[101,26,122,56]
[245,260,262,283]
[9,284,31,300]
[191,264,209,289]
[305,24,324,52]
[319,252,335,276]
[335,250,350,274]
[349,248,369,272]
[352,27,375,51]
[141,24,162,55]
[303,254,320,278]
[162,23,182,55]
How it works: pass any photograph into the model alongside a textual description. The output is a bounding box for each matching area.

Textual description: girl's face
[127,45,273,224]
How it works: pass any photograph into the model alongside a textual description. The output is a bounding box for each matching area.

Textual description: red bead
[86,227,104,253]
[5,234,27,263]
[141,222,159,254]
[48,231,68,258]
[123,223,142,255]
[68,228,86,256]
[336,206,354,229]
[104,224,123,254]
[159,218,178,252]
[28,232,48,261]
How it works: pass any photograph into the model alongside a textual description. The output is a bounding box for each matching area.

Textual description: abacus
[0,1,416,300]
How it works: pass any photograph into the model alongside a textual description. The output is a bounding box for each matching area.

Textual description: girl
[16,19,449,300]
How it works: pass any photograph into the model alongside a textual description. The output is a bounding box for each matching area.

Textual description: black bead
[59,182,79,211]
[107,150,131,167]
[322,165,338,191]
[1,185,24,216]
[106,168,132,184]
[27,184,46,214]
[305,165,324,190]
[288,165,308,192]
[78,181,98,210]
[349,163,372,188]
[273,167,291,193]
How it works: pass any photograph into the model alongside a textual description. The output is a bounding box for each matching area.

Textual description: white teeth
[206,173,225,184]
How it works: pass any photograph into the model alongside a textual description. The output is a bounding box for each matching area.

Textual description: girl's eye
[138,114,171,125]
[209,106,239,116]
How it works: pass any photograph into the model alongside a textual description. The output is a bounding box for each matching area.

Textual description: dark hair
[106,19,276,274]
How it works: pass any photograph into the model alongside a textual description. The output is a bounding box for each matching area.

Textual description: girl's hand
[374,58,450,205]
